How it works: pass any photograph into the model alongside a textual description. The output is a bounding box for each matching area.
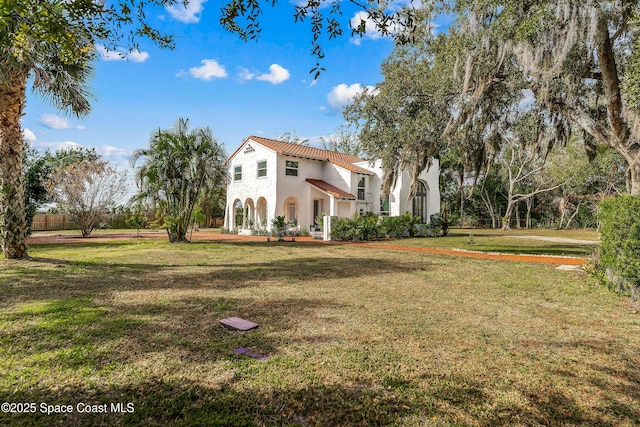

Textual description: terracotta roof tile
[306,179,356,200]
[229,136,374,175]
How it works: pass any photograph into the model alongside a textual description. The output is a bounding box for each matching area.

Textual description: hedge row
[330,213,453,241]
[597,195,640,302]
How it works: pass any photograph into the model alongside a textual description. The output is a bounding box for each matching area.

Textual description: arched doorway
[233,199,243,228]
[282,197,299,225]
[256,198,268,230]
[244,198,255,229]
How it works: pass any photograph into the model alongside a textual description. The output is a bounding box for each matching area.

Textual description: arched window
[412,181,428,222]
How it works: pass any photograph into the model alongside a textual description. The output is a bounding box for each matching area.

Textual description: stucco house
[223,136,440,234]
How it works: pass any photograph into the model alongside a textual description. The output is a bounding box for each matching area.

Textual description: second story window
[357,177,366,200]
[285,160,298,176]
[234,165,242,181]
[257,160,267,177]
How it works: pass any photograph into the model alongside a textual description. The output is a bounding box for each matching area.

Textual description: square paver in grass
[232,347,268,360]
[219,317,259,331]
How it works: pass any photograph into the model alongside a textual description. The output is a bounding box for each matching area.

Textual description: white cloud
[256,64,290,84]
[127,50,151,63]
[40,114,86,130]
[349,9,412,46]
[237,67,256,82]
[30,140,82,152]
[96,45,150,63]
[166,0,207,23]
[23,128,36,142]
[327,83,375,111]
[98,145,133,160]
[179,59,228,80]
[349,11,407,45]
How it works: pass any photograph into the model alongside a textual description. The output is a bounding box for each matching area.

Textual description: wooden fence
[31,214,78,231]
[31,214,224,232]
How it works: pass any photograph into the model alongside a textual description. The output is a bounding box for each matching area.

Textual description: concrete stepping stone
[232,347,268,361]
[219,317,259,331]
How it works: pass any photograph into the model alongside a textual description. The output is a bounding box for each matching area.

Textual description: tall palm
[0,2,94,258]
[131,118,227,242]
[0,0,174,259]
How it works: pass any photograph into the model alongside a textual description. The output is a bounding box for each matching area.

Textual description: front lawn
[389,227,599,257]
[0,239,637,425]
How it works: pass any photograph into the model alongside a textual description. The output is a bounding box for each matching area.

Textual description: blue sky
[21,1,408,170]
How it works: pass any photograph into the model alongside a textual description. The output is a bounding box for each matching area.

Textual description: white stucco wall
[356,158,441,222]
[225,140,278,229]
[275,156,326,230]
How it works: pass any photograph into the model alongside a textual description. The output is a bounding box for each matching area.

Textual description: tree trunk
[628,153,640,195]
[0,71,29,259]
[565,202,581,229]
[558,198,566,229]
[502,201,514,230]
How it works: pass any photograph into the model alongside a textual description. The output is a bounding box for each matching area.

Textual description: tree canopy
[46,155,128,237]
[346,0,640,200]
[448,0,640,193]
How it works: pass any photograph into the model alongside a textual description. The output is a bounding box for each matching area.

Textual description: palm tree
[0,0,175,259]
[130,118,227,242]
[0,4,95,258]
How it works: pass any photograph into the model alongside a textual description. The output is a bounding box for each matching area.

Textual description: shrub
[380,213,420,238]
[330,213,380,241]
[271,215,288,241]
[125,211,148,237]
[596,195,640,305]
[430,213,458,236]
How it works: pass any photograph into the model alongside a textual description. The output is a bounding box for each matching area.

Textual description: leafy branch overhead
[219,0,421,78]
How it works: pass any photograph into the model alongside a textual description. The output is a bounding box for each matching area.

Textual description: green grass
[387,227,600,256]
[1,238,638,426]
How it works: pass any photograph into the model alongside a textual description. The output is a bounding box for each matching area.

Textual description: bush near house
[595,195,640,305]
[379,213,420,238]
[331,212,450,241]
[331,213,381,241]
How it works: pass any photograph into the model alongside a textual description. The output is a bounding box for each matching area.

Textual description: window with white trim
[257,160,267,178]
[285,160,298,176]
[288,202,296,223]
[357,177,366,200]
[234,165,242,181]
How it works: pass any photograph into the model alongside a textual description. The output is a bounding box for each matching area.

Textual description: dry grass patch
[0,239,638,426]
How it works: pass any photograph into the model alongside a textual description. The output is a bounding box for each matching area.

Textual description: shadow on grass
[0,379,417,427]
[2,348,637,426]
[0,291,346,371]
[1,255,432,304]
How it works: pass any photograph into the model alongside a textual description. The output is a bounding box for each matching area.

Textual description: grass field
[0,236,638,426]
[400,227,600,257]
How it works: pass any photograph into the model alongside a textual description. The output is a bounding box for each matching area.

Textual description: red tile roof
[306,179,356,200]
[228,136,374,175]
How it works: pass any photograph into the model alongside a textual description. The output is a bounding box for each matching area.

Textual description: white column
[323,215,332,241]
[223,203,230,229]
[329,196,337,216]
